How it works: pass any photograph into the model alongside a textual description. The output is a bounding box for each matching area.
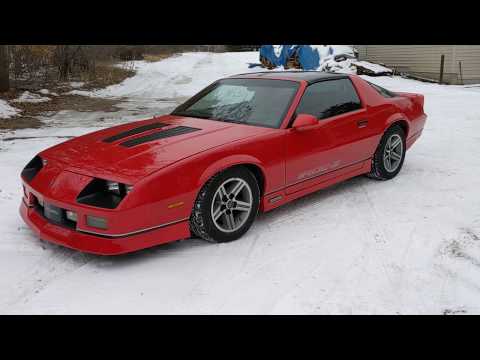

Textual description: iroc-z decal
[297,160,342,181]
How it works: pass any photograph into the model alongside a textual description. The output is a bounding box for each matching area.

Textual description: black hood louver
[120,126,201,148]
[103,122,168,143]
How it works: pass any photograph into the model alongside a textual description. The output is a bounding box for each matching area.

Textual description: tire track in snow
[438,228,480,268]
[237,233,261,275]
[434,227,480,313]
[354,180,416,310]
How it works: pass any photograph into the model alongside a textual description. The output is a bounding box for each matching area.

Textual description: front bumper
[20,200,191,255]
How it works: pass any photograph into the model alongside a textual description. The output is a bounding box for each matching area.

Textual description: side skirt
[261,159,371,212]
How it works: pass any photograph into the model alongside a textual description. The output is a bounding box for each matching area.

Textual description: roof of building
[228,71,349,83]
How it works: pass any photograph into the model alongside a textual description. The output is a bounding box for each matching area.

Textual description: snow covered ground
[0,99,20,119]
[12,91,51,103]
[73,52,263,99]
[1,52,480,314]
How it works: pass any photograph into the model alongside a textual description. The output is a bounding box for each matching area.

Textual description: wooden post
[0,45,9,92]
[439,54,445,84]
[458,61,464,85]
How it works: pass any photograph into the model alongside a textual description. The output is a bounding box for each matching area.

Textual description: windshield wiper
[220,118,247,124]
[174,109,250,125]
[173,111,213,119]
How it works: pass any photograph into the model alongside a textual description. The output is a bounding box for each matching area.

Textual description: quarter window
[295,78,362,120]
[367,81,397,98]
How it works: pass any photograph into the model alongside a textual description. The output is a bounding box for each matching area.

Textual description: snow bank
[319,59,393,76]
[354,61,393,76]
[319,58,357,74]
[69,82,85,88]
[310,45,357,59]
[13,91,51,103]
[67,90,90,96]
[330,45,357,57]
[0,99,20,119]
[78,52,261,99]
[38,89,59,96]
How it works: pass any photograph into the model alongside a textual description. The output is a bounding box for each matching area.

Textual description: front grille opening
[33,195,76,229]
[34,195,43,211]
[21,156,43,182]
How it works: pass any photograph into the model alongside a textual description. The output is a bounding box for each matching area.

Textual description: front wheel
[368,125,406,180]
[190,167,260,243]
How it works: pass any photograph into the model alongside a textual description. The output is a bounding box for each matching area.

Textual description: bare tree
[55,45,86,81]
[0,45,9,92]
[2,45,205,89]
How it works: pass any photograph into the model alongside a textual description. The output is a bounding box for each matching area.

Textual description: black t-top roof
[229,71,349,83]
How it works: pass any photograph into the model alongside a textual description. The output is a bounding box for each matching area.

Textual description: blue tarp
[259,45,291,67]
[259,45,335,70]
[296,46,320,70]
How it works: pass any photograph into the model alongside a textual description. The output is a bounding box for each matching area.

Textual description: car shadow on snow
[33,173,384,268]
[89,175,380,266]
[254,174,374,228]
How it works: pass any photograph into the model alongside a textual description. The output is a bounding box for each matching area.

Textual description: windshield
[172,78,299,128]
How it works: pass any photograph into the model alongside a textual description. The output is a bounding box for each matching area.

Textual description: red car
[20,72,426,255]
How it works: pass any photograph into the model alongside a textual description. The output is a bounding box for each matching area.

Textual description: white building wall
[354,45,480,84]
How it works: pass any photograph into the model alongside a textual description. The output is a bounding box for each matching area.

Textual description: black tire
[368,125,406,180]
[190,167,260,243]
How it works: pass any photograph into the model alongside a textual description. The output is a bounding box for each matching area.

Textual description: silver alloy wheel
[211,177,253,233]
[383,133,403,172]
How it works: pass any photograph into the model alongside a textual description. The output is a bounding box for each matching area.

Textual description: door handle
[357,119,368,128]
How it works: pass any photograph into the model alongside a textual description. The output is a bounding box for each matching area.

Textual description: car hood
[40,115,274,183]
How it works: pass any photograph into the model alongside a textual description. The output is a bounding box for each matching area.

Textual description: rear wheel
[190,167,260,243]
[368,125,406,180]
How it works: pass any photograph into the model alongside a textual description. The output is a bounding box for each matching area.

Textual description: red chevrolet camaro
[20,72,426,255]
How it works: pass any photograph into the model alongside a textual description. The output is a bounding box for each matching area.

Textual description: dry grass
[14,95,121,114]
[81,61,136,90]
[143,53,172,62]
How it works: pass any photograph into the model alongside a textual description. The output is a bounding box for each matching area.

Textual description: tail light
[415,94,424,109]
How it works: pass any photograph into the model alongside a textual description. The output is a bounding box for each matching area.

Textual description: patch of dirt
[0,60,137,130]
[17,95,121,113]
[0,116,42,130]
[0,94,122,130]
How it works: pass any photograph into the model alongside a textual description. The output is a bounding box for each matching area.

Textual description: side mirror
[292,113,318,131]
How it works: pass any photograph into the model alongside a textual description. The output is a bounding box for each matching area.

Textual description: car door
[285,77,375,194]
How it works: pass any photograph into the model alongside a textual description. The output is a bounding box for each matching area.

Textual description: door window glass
[296,78,362,120]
